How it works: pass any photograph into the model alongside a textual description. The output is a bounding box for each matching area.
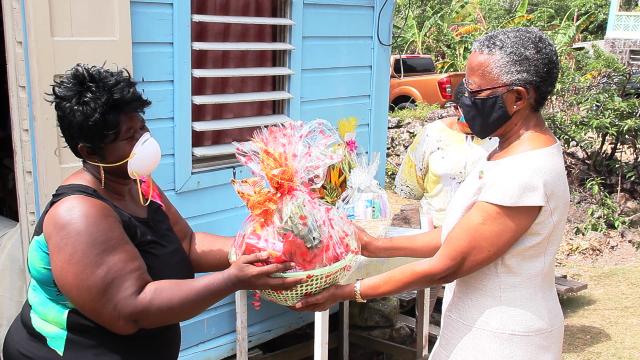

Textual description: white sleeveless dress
[429,142,570,360]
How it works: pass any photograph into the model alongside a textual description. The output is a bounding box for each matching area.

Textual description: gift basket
[336,153,391,237]
[230,119,359,306]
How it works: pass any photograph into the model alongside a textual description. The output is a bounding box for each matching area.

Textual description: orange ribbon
[256,144,299,195]
[233,138,309,224]
[232,178,279,224]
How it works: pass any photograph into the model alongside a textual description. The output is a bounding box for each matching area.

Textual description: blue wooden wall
[130,0,393,358]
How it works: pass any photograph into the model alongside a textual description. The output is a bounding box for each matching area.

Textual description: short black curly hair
[472,27,560,112]
[49,64,151,158]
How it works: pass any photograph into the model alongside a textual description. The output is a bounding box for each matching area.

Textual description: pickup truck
[389,55,465,110]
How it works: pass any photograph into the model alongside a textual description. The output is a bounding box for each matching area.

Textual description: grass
[560,262,640,359]
[390,103,440,123]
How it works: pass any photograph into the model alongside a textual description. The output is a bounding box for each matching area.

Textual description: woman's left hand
[353,224,377,257]
[291,284,353,312]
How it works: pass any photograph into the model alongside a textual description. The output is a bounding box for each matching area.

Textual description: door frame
[21,0,133,209]
[2,0,34,280]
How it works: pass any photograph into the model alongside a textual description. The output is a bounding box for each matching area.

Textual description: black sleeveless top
[3,184,194,359]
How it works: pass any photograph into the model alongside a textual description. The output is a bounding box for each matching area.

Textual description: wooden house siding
[130,0,393,357]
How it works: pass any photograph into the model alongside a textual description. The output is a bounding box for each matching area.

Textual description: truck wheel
[396,102,416,111]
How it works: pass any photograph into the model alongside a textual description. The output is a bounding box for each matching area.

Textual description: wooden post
[338,301,349,360]
[415,289,430,359]
[236,290,249,360]
[314,310,330,360]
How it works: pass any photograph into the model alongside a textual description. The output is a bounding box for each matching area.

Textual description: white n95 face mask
[86,132,161,206]
[127,132,161,179]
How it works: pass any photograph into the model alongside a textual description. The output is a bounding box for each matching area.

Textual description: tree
[391,0,608,71]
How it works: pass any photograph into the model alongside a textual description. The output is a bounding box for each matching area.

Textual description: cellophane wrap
[336,153,390,221]
[230,119,359,274]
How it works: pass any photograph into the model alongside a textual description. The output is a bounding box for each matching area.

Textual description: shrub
[547,46,640,198]
[576,178,628,235]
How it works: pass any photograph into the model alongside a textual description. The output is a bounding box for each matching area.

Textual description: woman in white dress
[394,83,498,319]
[294,27,569,359]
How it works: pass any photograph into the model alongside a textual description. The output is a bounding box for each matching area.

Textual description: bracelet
[354,279,366,303]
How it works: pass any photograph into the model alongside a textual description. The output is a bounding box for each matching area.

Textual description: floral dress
[394,119,497,227]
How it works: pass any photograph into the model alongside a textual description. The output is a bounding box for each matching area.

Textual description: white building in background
[605,0,640,66]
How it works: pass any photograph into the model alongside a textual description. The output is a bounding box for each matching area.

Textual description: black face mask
[458,92,512,139]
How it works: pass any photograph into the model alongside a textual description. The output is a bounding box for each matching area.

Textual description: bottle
[420,202,435,231]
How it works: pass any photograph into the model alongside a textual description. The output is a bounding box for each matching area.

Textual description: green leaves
[391,0,481,71]
[548,46,640,234]
[515,0,529,16]
[391,0,605,73]
[576,178,628,235]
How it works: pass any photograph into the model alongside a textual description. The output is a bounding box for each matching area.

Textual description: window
[190,0,293,171]
[392,56,436,77]
[630,49,640,65]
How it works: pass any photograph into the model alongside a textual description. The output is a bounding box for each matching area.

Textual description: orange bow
[257,145,298,195]
[232,178,279,224]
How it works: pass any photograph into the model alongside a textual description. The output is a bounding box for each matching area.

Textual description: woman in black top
[3,64,302,359]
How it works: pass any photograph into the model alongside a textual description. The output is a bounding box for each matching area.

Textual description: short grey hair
[472,27,559,112]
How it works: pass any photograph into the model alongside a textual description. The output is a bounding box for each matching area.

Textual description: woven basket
[258,253,358,306]
[227,252,357,306]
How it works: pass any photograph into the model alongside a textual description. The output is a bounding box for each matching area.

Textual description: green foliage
[392,0,481,71]
[391,0,608,72]
[390,103,440,123]
[547,46,640,200]
[546,47,640,234]
[576,178,628,235]
[528,0,609,41]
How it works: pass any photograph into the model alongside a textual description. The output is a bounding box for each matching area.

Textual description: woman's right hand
[227,252,305,291]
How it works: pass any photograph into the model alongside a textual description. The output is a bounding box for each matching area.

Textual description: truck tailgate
[447,72,465,92]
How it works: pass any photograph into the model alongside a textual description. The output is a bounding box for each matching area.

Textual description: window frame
[173,0,303,192]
